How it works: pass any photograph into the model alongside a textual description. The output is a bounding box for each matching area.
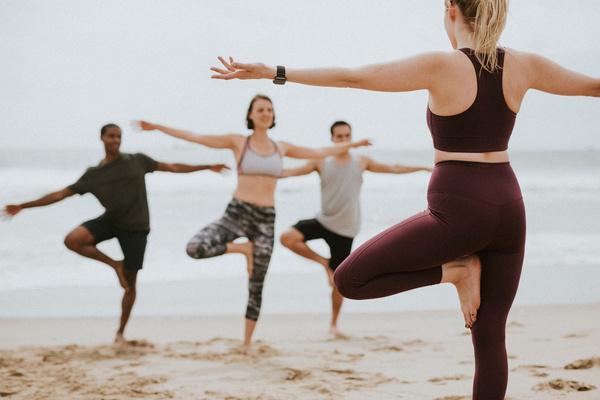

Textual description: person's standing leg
[243,204,275,356]
[114,229,148,342]
[326,233,354,337]
[115,269,138,342]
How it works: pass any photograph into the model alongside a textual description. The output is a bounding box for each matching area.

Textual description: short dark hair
[330,121,351,137]
[100,123,120,137]
[246,94,276,130]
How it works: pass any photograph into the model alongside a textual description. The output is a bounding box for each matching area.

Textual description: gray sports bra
[237,136,283,178]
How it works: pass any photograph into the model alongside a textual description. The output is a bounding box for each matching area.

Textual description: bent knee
[186,243,203,259]
[64,233,84,251]
[63,236,76,250]
[64,226,95,250]
[280,228,302,248]
[333,269,353,299]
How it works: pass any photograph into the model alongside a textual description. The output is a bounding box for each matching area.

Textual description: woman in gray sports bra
[137,94,369,355]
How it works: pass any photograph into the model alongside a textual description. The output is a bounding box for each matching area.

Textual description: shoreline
[1,302,599,348]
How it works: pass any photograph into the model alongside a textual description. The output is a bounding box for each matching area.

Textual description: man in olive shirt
[2,123,228,342]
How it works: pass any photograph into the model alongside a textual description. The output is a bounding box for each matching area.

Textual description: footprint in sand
[428,374,471,384]
[563,330,590,339]
[564,357,600,370]
[511,364,551,378]
[281,368,312,381]
[533,378,597,392]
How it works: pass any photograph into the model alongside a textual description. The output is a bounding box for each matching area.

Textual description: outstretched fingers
[210,56,239,79]
[210,57,270,80]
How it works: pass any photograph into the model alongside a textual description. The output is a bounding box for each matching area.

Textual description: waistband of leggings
[230,197,275,212]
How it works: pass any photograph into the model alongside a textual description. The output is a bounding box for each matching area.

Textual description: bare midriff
[233,175,278,207]
[434,149,510,165]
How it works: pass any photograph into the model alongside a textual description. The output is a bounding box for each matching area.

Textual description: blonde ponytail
[452,0,509,73]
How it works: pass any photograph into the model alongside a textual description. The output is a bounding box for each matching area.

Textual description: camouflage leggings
[186,198,275,321]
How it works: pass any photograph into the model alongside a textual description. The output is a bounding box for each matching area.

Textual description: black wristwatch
[273,65,286,85]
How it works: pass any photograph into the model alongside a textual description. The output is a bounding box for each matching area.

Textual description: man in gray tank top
[280,121,432,337]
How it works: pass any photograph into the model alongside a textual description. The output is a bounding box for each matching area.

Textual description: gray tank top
[315,156,363,238]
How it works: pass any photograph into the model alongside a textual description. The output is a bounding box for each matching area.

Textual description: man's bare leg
[441,254,482,329]
[282,228,347,334]
[64,226,129,292]
[329,283,346,338]
[115,269,138,343]
[243,318,257,356]
[280,228,330,281]
[226,241,254,278]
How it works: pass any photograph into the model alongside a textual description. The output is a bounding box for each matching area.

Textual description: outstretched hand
[133,120,158,132]
[1,205,21,220]
[352,139,373,149]
[210,57,273,81]
[210,164,231,173]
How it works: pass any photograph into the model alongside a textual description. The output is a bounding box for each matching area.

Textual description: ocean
[1,148,599,317]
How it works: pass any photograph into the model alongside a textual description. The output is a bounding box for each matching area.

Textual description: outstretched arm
[2,188,75,219]
[280,139,372,160]
[210,55,444,93]
[135,120,240,150]
[363,157,433,174]
[520,50,600,97]
[156,162,230,173]
[280,160,319,179]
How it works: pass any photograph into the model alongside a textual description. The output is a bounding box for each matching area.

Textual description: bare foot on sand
[239,241,254,278]
[329,325,349,339]
[242,343,257,357]
[114,332,126,343]
[113,260,130,292]
[442,254,481,329]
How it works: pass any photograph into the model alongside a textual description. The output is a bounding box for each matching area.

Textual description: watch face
[273,77,286,85]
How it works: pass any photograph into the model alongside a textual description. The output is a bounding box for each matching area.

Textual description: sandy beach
[1,303,598,400]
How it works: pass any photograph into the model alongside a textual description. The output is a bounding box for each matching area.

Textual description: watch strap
[273,65,286,85]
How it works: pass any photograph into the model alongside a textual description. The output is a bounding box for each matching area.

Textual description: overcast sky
[1,0,598,153]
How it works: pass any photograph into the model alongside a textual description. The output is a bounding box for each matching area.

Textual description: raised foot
[240,241,254,278]
[113,260,130,292]
[114,332,126,343]
[323,260,334,287]
[442,254,481,329]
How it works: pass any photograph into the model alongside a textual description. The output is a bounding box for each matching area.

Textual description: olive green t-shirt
[68,153,158,231]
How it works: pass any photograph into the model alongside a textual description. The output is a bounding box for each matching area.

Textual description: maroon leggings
[334,160,526,400]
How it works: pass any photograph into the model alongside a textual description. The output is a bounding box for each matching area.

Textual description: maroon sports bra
[427,48,516,153]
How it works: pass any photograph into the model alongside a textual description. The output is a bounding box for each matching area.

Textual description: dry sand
[1,303,598,399]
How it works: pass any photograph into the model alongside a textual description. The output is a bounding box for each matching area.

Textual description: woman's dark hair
[100,123,120,137]
[246,94,276,130]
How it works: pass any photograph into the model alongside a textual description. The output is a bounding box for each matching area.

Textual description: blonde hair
[450,0,509,73]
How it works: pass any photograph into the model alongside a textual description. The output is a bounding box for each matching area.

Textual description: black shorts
[82,215,149,271]
[292,219,354,271]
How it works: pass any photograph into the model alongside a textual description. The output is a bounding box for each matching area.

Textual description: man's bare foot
[114,332,126,343]
[113,260,130,292]
[329,325,348,339]
[442,254,481,329]
[239,241,254,278]
[242,343,257,357]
